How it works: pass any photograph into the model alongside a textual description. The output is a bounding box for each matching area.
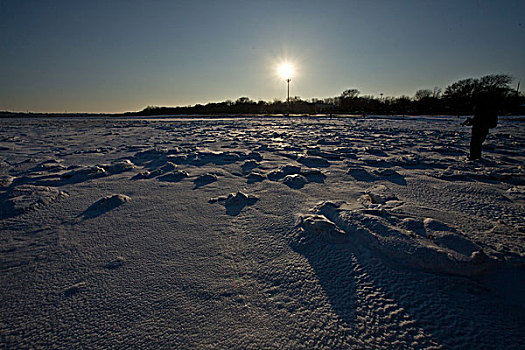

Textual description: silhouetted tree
[413,87,442,114]
[432,87,442,98]
[236,97,252,104]
[478,74,512,93]
[443,78,478,100]
[414,89,433,101]
[339,89,361,112]
[443,74,513,114]
[341,89,360,99]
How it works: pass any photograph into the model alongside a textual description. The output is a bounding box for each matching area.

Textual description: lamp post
[279,63,293,116]
[286,78,291,115]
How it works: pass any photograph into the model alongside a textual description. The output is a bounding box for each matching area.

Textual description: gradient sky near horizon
[1,0,524,113]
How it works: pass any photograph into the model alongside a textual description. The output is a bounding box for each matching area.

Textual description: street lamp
[286,78,291,114]
[279,64,293,115]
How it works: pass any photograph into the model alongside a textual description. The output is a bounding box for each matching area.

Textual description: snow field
[1,116,524,348]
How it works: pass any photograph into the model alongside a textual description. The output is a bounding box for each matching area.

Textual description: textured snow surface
[1,116,524,348]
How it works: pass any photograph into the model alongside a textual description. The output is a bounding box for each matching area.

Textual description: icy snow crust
[1,115,524,348]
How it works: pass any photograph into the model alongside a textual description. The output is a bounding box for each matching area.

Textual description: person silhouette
[461,91,499,160]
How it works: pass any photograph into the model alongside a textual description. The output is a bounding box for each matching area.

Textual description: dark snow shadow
[246,172,265,184]
[347,167,377,182]
[297,155,331,168]
[241,160,259,174]
[290,237,359,326]
[348,167,407,185]
[383,173,407,186]
[225,196,258,216]
[80,194,130,219]
[193,173,218,189]
[290,205,525,348]
[0,195,17,219]
[102,256,126,270]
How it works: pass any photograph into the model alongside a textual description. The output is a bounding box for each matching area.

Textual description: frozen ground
[1,115,524,349]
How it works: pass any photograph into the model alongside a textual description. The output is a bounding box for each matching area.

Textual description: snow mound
[0,175,15,188]
[131,147,172,165]
[283,174,308,189]
[267,169,286,181]
[398,217,426,236]
[157,170,189,182]
[0,184,69,219]
[358,184,399,207]
[295,200,494,277]
[266,164,318,183]
[33,159,66,172]
[104,159,135,174]
[209,191,258,216]
[487,167,525,185]
[306,146,342,160]
[300,168,326,183]
[132,148,262,172]
[386,154,420,166]
[133,161,178,180]
[132,170,154,180]
[317,138,341,145]
[297,155,330,168]
[241,160,259,174]
[295,214,347,245]
[61,165,108,182]
[246,172,265,184]
[62,160,135,183]
[187,150,262,166]
[372,168,399,177]
[507,186,525,201]
[281,164,301,175]
[368,168,407,184]
[82,194,130,218]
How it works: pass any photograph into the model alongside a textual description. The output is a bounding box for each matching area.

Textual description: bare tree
[432,87,442,98]
[414,89,433,101]
[341,89,360,99]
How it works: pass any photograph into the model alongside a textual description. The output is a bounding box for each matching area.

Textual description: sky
[1,0,524,113]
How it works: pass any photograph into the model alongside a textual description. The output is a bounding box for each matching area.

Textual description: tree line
[132,74,524,116]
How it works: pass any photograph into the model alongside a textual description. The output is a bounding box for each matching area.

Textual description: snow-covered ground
[1,115,524,349]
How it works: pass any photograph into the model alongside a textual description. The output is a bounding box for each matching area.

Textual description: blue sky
[1,0,524,113]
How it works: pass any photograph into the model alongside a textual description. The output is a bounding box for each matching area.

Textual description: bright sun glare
[279,63,293,80]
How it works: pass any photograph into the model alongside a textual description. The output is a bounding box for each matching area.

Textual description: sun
[279,63,294,80]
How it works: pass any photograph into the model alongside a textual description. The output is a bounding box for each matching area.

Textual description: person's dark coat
[462,92,498,160]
